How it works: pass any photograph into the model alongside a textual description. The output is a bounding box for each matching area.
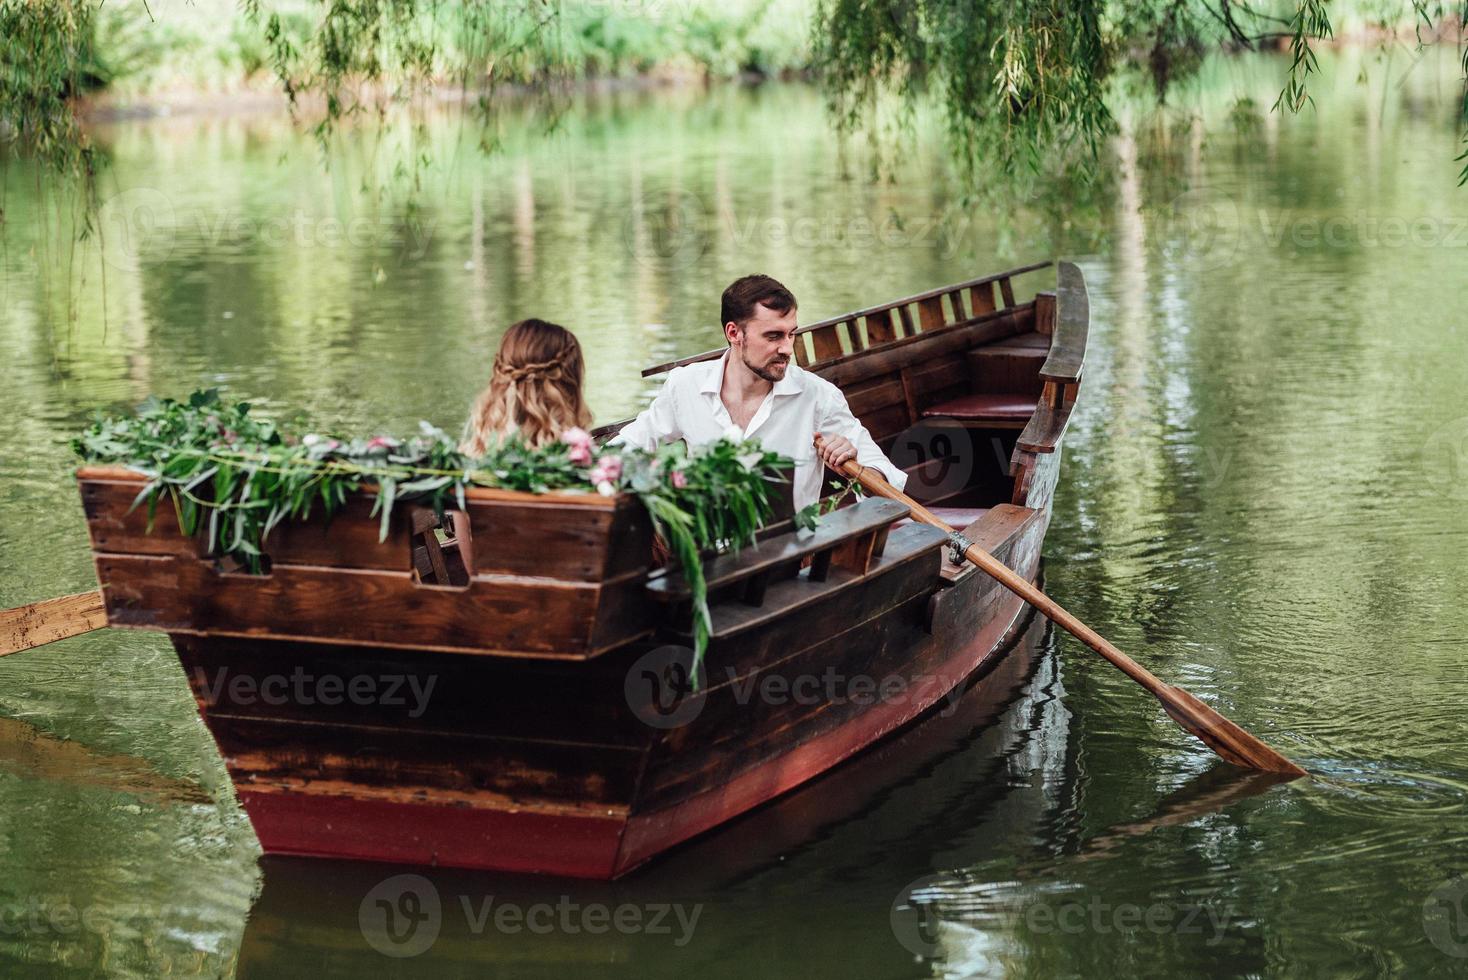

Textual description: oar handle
[820,445,1306,778]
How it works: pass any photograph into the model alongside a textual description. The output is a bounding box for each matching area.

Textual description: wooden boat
[75,260,1089,879]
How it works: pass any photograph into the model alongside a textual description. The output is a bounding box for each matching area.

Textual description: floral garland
[73,390,808,678]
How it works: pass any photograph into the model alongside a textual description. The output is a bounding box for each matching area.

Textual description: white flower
[596,481,617,497]
[722,424,744,443]
[302,433,323,447]
[737,451,764,471]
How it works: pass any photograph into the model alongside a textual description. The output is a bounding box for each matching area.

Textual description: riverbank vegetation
[1,0,1464,189]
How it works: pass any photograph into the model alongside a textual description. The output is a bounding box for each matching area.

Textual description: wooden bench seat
[920,392,1036,425]
[980,330,1050,352]
[646,497,908,603]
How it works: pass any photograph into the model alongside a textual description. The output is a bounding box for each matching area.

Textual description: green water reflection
[2,46,1467,977]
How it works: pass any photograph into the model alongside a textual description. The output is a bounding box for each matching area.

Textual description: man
[615,274,907,512]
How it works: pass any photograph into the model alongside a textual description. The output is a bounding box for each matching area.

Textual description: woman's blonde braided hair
[463,319,594,454]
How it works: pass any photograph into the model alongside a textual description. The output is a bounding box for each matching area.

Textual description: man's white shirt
[613,350,908,512]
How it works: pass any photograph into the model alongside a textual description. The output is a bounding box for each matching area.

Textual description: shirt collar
[699,349,805,397]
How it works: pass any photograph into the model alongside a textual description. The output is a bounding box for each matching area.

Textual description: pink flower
[365,436,399,451]
[671,469,688,489]
[589,454,623,486]
[564,427,595,465]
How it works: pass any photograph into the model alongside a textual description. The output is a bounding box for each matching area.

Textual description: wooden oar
[0,590,108,657]
[821,447,1307,777]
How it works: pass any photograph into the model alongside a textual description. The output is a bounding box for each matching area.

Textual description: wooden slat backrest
[970,281,996,316]
[917,296,945,332]
[808,324,843,363]
[640,261,1051,377]
[865,309,898,346]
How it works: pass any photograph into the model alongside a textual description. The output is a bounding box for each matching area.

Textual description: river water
[2,48,1467,978]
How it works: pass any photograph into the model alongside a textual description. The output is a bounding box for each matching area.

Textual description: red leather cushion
[921,393,1035,421]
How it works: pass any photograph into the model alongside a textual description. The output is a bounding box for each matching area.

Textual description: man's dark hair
[721,275,797,331]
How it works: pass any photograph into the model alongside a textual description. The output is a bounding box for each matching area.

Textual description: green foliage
[73,389,793,680]
[811,0,1468,190]
[0,0,99,180]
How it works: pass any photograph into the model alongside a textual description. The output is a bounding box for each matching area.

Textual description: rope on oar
[0,590,108,657]
[818,441,1307,778]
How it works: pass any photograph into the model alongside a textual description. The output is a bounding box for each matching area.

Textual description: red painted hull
[222,545,1040,879]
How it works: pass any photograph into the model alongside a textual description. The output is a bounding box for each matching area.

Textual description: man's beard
[743,351,790,383]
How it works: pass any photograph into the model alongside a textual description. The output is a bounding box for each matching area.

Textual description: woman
[451,319,595,577]
[461,318,594,454]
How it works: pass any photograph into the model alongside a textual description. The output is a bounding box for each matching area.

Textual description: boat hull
[81,260,1087,879]
[175,505,1049,879]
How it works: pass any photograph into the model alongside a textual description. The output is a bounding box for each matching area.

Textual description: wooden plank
[917,296,946,331]
[638,528,948,807]
[654,520,940,664]
[815,308,1025,390]
[203,714,643,807]
[843,376,906,419]
[173,634,657,744]
[901,358,970,405]
[463,495,651,580]
[79,466,648,582]
[858,403,917,444]
[896,303,916,338]
[999,277,1016,308]
[646,498,908,601]
[809,325,843,363]
[78,469,413,571]
[969,281,996,316]
[78,476,199,558]
[965,346,1047,395]
[865,310,897,346]
[1040,261,1088,384]
[898,369,920,427]
[96,555,652,658]
[947,290,969,322]
[1033,290,1057,335]
[1015,397,1073,455]
[0,590,108,656]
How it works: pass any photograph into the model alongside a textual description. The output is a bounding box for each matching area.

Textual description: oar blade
[1160,685,1307,777]
[0,590,108,657]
